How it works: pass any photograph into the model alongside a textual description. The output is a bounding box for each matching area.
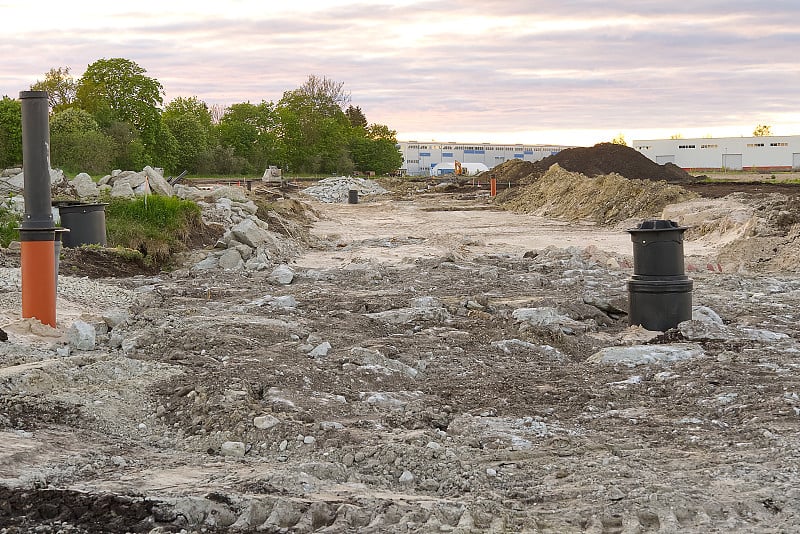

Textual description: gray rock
[220,441,246,457]
[174,184,209,202]
[308,342,332,358]
[692,305,723,325]
[143,166,174,196]
[349,347,418,378]
[399,470,415,484]
[218,249,244,270]
[583,292,628,315]
[110,180,136,199]
[253,415,280,430]
[272,295,298,309]
[365,306,451,325]
[678,320,729,341]
[512,306,589,332]
[193,255,220,271]
[270,264,295,285]
[68,319,97,350]
[588,343,705,366]
[231,218,272,248]
[209,185,249,203]
[103,310,131,330]
[71,173,99,198]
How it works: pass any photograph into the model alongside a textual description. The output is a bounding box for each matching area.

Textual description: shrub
[0,207,20,247]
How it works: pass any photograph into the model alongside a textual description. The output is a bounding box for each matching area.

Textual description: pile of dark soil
[490,143,695,184]
[59,247,160,278]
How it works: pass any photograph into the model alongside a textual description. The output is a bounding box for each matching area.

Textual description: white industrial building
[396,141,574,176]
[633,135,800,171]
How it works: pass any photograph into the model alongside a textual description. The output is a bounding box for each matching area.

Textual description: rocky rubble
[2,178,800,531]
[301,176,388,203]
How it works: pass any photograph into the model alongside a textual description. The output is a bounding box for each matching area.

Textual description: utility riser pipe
[19,90,56,327]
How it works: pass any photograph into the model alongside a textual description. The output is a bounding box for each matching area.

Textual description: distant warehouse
[633,135,800,172]
[396,141,575,176]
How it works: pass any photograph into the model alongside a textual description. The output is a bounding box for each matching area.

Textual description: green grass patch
[105,195,203,266]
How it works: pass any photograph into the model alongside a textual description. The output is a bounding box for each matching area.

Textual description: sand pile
[488,143,694,184]
[498,164,697,225]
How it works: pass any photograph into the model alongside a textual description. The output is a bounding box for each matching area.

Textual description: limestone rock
[143,166,174,196]
[269,264,295,285]
[220,441,246,457]
[71,173,99,198]
[68,319,97,351]
[231,218,272,248]
[588,343,704,366]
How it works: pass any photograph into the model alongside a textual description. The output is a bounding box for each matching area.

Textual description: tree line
[0,58,403,176]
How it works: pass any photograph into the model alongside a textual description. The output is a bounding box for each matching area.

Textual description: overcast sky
[2,1,799,146]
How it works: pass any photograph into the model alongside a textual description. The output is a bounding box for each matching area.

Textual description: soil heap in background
[489,143,695,184]
[498,163,697,225]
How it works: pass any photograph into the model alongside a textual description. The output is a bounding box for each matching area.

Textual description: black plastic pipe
[20,90,54,231]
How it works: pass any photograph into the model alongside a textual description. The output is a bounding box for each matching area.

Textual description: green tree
[76,58,164,157]
[349,123,402,174]
[216,101,280,173]
[106,121,146,171]
[0,96,22,167]
[298,74,351,115]
[162,97,213,173]
[50,107,99,136]
[162,96,213,130]
[49,107,114,173]
[670,133,684,139]
[753,124,772,136]
[345,105,367,128]
[30,67,77,113]
[277,76,354,174]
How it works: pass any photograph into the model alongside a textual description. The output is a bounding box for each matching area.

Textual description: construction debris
[301,176,388,203]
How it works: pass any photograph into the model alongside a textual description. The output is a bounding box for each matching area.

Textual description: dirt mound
[487,159,539,183]
[498,163,697,225]
[490,143,695,184]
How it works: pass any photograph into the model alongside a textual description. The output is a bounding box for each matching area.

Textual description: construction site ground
[2,176,800,533]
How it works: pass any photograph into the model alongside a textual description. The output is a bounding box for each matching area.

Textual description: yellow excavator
[454,160,463,176]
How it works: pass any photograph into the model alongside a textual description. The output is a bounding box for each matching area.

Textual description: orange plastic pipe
[490,177,497,197]
[21,240,56,327]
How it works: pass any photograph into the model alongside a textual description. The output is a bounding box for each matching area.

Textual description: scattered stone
[220,441,246,457]
[254,415,281,430]
[512,306,590,332]
[68,319,97,350]
[302,176,388,203]
[71,172,99,198]
[270,264,295,285]
[588,343,705,366]
[308,342,332,358]
[399,470,415,484]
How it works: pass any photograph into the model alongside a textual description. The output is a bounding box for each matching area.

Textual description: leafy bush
[105,195,202,265]
[0,206,20,247]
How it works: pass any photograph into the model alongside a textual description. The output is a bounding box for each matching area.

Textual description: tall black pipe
[20,90,54,231]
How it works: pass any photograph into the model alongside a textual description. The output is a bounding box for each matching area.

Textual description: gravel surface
[1,185,800,533]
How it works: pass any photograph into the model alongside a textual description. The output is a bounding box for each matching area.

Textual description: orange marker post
[490,175,497,197]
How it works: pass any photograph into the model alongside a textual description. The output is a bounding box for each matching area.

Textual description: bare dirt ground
[2,184,800,533]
